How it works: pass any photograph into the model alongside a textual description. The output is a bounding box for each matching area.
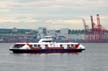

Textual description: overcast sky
[0,0,108,30]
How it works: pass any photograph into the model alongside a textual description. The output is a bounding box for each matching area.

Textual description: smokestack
[90,16,95,30]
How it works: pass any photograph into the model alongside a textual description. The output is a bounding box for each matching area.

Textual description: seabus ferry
[9,36,85,53]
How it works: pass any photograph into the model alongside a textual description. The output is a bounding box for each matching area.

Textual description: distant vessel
[9,36,85,53]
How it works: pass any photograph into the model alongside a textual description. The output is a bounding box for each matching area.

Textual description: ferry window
[71,44,74,47]
[60,44,63,47]
[67,45,70,47]
[45,44,48,47]
[29,45,32,47]
[43,41,52,42]
[34,44,37,47]
[38,45,41,47]
[14,44,24,48]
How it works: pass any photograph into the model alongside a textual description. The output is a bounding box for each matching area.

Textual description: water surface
[0,43,108,71]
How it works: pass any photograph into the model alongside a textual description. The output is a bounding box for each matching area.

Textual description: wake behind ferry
[9,36,85,53]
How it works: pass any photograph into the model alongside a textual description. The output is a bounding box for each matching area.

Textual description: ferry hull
[9,49,85,53]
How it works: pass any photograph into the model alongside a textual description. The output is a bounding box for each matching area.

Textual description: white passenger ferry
[9,36,85,53]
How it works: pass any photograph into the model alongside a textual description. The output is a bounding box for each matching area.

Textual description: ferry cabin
[12,42,83,50]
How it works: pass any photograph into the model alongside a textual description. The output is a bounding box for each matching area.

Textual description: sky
[0,0,108,30]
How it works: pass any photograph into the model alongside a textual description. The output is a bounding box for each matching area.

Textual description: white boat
[9,36,85,53]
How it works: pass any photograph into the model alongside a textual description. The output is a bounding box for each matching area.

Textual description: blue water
[0,43,108,71]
